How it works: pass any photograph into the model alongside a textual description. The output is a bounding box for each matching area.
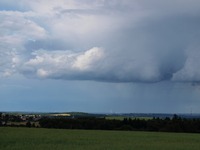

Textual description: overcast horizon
[1,0,200,113]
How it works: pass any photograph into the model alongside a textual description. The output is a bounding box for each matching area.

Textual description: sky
[1,0,200,113]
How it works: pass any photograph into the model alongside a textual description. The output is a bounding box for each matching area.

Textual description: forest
[1,112,200,133]
[39,114,200,133]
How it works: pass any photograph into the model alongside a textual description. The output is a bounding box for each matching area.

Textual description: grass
[105,116,126,120]
[1,127,200,150]
[105,116,152,120]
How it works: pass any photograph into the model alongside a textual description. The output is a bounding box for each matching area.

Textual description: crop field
[105,116,152,120]
[1,127,200,150]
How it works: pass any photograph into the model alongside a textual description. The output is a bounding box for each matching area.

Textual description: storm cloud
[1,0,200,83]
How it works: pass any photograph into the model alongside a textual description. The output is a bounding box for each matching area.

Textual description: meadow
[105,116,152,120]
[1,127,200,150]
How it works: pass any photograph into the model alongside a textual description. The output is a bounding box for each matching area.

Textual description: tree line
[1,113,200,133]
[39,115,200,133]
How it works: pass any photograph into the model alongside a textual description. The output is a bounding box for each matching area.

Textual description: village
[0,112,42,127]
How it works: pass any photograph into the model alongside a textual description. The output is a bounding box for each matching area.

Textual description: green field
[1,127,200,150]
[105,116,152,120]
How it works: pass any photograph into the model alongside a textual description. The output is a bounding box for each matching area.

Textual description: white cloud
[1,0,200,83]
[73,47,104,71]
[21,47,162,82]
[0,10,47,77]
[0,11,46,39]
[21,47,105,79]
